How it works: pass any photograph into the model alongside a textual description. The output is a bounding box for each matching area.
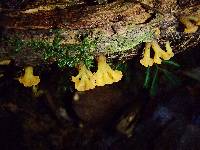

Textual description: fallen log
[0,0,200,67]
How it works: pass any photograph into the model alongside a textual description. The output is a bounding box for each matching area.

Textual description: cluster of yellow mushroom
[180,13,200,33]
[140,40,174,67]
[18,66,40,87]
[72,55,123,91]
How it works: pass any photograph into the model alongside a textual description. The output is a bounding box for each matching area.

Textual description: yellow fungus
[18,66,40,87]
[94,55,123,86]
[152,41,174,64]
[140,41,174,67]
[180,14,200,33]
[72,64,96,91]
[164,41,174,59]
[140,42,154,67]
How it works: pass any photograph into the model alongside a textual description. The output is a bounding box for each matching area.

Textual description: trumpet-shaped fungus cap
[72,64,96,91]
[94,55,123,86]
[18,66,40,87]
[152,41,166,64]
[180,15,200,33]
[152,41,174,64]
[140,42,154,67]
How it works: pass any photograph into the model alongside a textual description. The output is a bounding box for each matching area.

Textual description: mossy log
[0,0,200,67]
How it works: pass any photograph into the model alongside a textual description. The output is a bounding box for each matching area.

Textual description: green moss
[44,35,96,68]
[8,37,24,53]
[6,31,96,69]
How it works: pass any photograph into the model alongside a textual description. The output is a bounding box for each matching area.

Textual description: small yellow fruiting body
[165,41,174,59]
[152,41,174,64]
[72,64,96,91]
[18,66,40,87]
[94,55,123,86]
[140,43,154,67]
[140,41,174,67]
[180,14,200,33]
